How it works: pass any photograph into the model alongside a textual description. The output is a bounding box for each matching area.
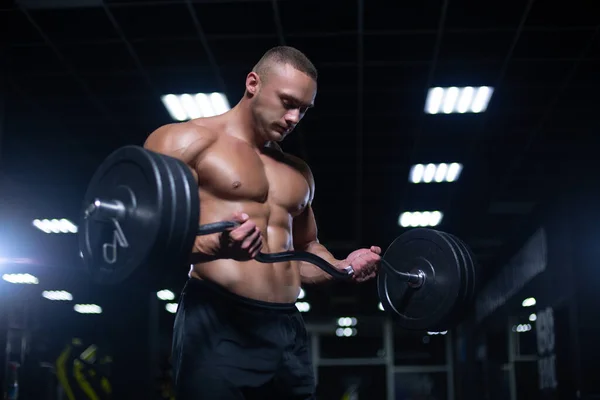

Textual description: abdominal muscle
[189,198,302,304]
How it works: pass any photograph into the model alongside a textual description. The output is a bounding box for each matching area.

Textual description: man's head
[244,46,318,142]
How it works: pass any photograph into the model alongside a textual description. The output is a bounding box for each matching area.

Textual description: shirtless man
[144,46,381,399]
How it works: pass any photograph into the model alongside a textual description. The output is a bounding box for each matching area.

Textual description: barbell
[78,146,479,331]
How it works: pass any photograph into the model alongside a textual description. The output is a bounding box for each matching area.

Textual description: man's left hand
[341,246,382,283]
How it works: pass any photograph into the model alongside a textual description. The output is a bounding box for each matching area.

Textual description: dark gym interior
[1,0,599,399]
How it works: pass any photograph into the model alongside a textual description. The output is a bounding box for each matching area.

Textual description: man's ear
[246,72,260,96]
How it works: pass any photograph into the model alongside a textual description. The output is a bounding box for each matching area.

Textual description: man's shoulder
[144,120,219,161]
[153,120,219,141]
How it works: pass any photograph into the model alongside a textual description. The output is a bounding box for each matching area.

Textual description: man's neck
[224,99,267,149]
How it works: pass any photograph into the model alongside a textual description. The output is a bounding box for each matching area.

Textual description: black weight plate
[448,234,478,304]
[156,152,200,272]
[377,228,463,331]
[436,231,470,330]
[145,150,178,284]
[79,146,167,285]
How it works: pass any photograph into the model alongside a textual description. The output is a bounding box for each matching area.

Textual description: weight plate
[145,150,178,285]
[436,231,470,330]
[79,146,167,285]
[448,234,478,304]
[377,228,463,331]
[157,152,200,272]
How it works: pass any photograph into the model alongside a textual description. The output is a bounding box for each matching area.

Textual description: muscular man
[144,46,381,399]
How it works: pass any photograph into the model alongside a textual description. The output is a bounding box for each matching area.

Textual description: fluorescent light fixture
[42,290,73,301]
[425,86,494,114]
[522,297,536,307]
[529,313,537,322]
[336,327,357,337]
[410,163,463,183]
[33,219,78,234]
[512,324,532,333]
[427,331,448,335]
[2,273,39,284]
[74,304,102,314]
[337,317,357,327]
[165,303,178,314]
[157,289,175,301]
[398,211,443,228]
[161,93,231,121]
[295,302,310,312]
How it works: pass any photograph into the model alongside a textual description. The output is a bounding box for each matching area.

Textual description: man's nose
[285,110,301,125]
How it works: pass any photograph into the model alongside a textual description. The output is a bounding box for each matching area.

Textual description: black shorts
[171,278,315,400]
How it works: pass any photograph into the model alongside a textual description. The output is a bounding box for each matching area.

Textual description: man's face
[247,63,317,142]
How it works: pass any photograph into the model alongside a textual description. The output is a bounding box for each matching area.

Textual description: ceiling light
[425,86,494,114]
[157,289,175,301]
[296,302,310,312]
[74,304,102,314]
[529,313,537,322]
[398,211,443,228]
[2,273,39,284]
[336,328,357,337]
[33,219,78,234]
[410,163,463,183]
[337,317,357,327]
[166,303,178,314]
[522,297,536,307]
[42,290,73,301]
[161,93,230,121]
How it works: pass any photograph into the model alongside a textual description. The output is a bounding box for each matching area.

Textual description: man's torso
[187,118,310,303]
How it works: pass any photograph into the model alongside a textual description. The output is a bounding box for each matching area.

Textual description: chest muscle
[196,144,310,215]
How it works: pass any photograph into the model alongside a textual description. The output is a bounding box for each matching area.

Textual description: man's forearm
[299,241,344,285]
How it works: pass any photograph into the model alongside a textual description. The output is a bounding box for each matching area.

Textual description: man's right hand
[217,212,263,261]
[192,212,263,263]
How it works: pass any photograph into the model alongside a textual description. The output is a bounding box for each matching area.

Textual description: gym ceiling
[1,0,598,320]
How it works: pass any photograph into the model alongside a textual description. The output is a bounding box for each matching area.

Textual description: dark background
[1,0,599,399]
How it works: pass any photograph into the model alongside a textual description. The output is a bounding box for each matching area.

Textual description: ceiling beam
[355,0,365,245]
[184,0,228,94]
[17,4,122,131]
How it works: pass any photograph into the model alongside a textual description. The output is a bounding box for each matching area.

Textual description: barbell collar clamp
[380,259,425,288]
[84,198,127,221]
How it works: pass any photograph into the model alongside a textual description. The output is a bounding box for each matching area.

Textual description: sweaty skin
[144,62,379,304]
[145,117,327,303]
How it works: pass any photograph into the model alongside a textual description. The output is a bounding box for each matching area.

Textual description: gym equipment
[79,146,479,331]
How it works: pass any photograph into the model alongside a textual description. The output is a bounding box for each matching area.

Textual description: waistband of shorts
[183,278,299,314]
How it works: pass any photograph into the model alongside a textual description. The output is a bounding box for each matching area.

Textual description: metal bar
[269,0,310,162]
[405,0,447,150]
[392,365,448,373]
[9,26,598,48]
[17,5,121,130]
[271,0,286,45]
[441,0,536,235]
[491,24,600,199]
[464,0,537,156]
[0,41,5,167]
[446,331,455,400]
[311,333,319,385]
[318,357,387,367]
[184,0,228,94]
[101,1,162,98]
[355,0,364,245]
[507,316,518,400]
[383,319,395,400]
[400,0,448,215]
